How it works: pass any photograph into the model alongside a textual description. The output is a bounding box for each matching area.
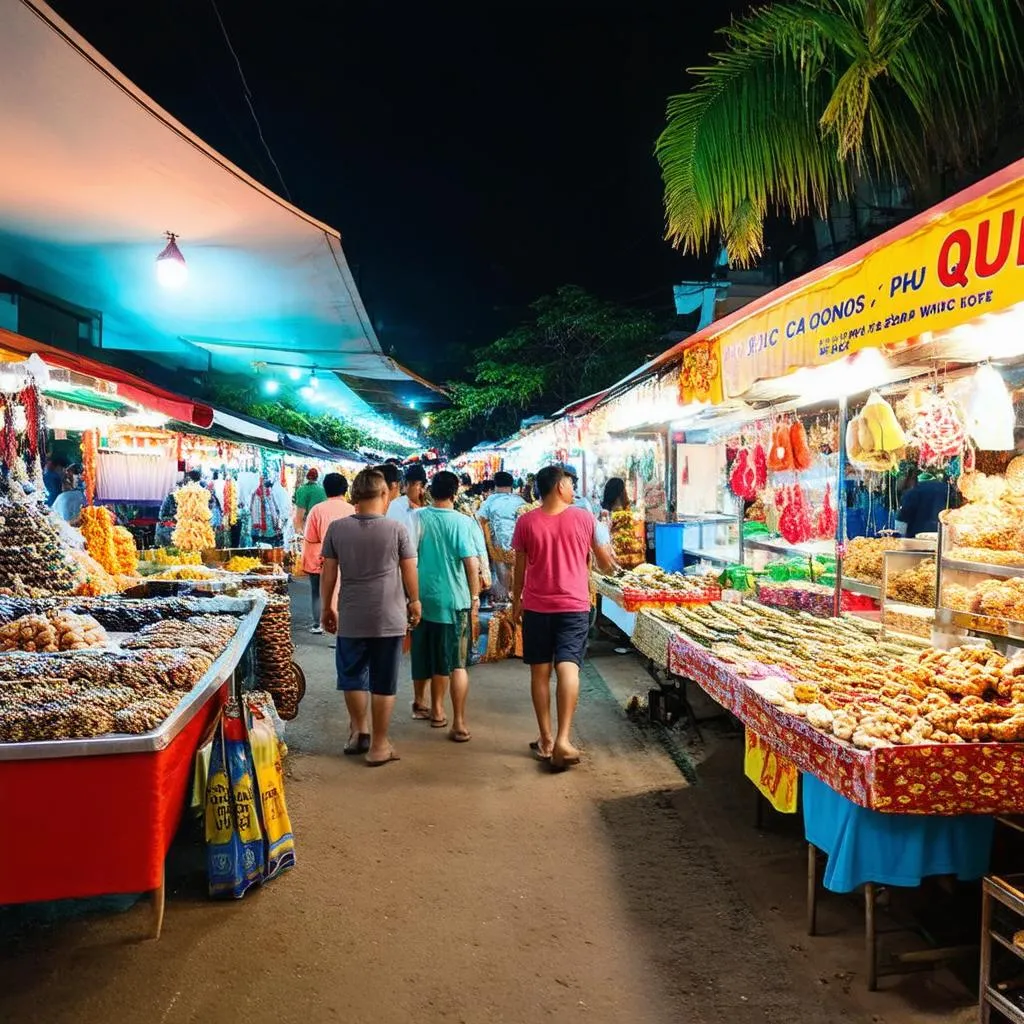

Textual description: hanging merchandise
[777,484,812,544]
[82,428,98,505]
[753,442,768,490]
[790,420,813,472]
[19,384,40,460]
[815,483,838,539]
[223,476,238,526]
[768,424,795,472]
[0,393,16,472]
[953,364,1015,451]
[846,392,906,471]
[906,395,966,468]
[728,448,757,501]
[80,505,118,575]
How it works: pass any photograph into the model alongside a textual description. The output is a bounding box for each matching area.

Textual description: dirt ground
[0,593,981,1024]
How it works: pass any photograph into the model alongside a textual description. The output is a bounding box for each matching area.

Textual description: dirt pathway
[0,616,972,1023]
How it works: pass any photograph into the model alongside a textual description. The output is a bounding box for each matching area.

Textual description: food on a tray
[151,566,219,581]
[120,615,237,655]
[171,483,215,554]
[941,500,1024,552]
[843,537,903,585]
[886,559,937,606]
[609,511,644,567]
[255,595,298,718]
[882,606,934,638]
[599,564,721,609]
[941,577,1024,622]
[755,580,876,617]
[150,547,203,566]
[223,555,262,573]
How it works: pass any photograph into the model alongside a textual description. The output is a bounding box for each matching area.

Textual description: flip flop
[529,740,552,760]
[550,752,582,772]
[449,728,472,743]
[430,716,449,729]
[343,733,371,755]
[366,750,401,767]
[411,702,431,720]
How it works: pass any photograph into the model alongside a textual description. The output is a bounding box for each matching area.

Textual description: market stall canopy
[0,0,436,432]
[603,157,1024,407]
[0,326,213,427]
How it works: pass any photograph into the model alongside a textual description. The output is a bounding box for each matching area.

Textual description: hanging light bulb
[288,367,302,381]
[308,368,319,390]
[155,232,188,289]
[299,385,314,401]
[263,379,280,396]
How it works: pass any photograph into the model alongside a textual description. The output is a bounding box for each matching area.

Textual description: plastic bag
[248,707,296,882]
[205,716,265,898]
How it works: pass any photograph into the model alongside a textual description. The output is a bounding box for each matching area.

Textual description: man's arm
[510,550,527,624]
[592,537,618,575]
[400,557,421,628]
[320,557,340,633]
[462,555,480,609]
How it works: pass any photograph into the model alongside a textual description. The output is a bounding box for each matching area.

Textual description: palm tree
[657,0,1023,266]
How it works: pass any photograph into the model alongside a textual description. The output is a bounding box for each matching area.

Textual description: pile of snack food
[661,598,1024,748]
[171,482,215,553]
[80,506,139,577]
[943,576,1024,622]
[147,547,203,567]
[0,596,248,743]
[843,537,903,585]
[882,605,935,639]
[0,499,80,596]
[224,555,262,573]
[253,594,299,718]
[600,564,721,610]
[609,511,645,568]
[942,465,1024,565]
[0,610,107,652]
[755,580,873,617]
[886,558,937,606]
[150,566,220,582]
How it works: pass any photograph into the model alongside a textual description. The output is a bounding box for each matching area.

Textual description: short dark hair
[536,464,567,499]
[404,464,428,484]
[460,473,472,487]
[187,469,202,483]
[351,469,387,503]
[430,470,460,502]
[494,471,514,489]
[375,463,401,488]
[323,472,348,498]
[481,480,496,494]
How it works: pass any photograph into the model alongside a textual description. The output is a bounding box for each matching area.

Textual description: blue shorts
[521,610,590,667]
[335,636,403,696]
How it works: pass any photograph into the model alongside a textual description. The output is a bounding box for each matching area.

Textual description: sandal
[366,749,401,767]
[529,740,552,760]
[449,728,472,743]
[343,733,371,755]
[550,751,582,772]
[411,702,431,720]
[430,716,449,729]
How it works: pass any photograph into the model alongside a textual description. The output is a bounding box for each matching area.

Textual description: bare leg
[413,678,430,713]
[450,668,470,739]
[553,661,581,762]
[343,690,370,740]
[431,674,450,723]
[530,663,553,757]
[367,694,397,760]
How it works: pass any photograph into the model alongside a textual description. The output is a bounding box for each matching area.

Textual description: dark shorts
[335,635,404,696]
[410,613,470,679]
[522,610,590,667]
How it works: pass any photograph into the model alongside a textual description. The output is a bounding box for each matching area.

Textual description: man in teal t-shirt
[411,470,481,743]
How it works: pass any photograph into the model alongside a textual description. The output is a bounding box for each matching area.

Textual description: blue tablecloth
[802,773,995,893]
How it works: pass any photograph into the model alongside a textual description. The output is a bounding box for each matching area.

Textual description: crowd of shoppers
[298,459,618,770]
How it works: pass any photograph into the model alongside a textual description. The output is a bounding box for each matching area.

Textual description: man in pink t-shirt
[302,473,355,633]
[511,464,616,770]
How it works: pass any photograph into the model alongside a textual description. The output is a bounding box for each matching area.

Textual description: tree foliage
[657,0,1023,266]
[428,286,661,447]
[204,384,410,454]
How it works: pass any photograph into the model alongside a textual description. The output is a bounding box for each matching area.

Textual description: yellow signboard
[694,171,1024,400]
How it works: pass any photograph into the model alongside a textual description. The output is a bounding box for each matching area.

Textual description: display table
[669,633,1024,815]
[598,594,636,637]
[0,595,264,936]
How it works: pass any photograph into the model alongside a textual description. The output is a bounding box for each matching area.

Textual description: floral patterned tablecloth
[668,634,1024,815]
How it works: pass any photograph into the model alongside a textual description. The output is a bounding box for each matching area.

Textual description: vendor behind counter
[896,469,960,538]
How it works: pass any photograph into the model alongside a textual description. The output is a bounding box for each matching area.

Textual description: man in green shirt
[293,468,327,531]
[411,470,481,742]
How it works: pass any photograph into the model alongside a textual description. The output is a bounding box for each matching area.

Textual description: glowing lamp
[263,379,280,395]
[288,367,302,381]
[299,385,315,401]
[155,232,187,289]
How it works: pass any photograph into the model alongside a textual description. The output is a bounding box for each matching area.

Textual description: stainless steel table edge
[0,592,268,762]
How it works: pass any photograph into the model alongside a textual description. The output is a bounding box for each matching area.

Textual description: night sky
[47,0,747,383]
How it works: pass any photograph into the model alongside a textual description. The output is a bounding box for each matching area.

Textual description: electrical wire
[207,0,292,201]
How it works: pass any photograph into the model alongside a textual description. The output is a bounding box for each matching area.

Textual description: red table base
[0,684,226,911]
[669,635,1024,815]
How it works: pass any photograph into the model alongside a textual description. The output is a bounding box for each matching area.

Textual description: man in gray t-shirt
[320,469,421,766]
